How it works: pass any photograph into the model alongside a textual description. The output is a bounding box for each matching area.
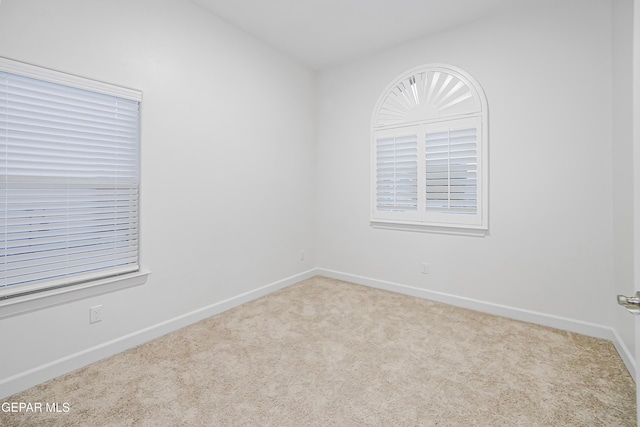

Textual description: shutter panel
[425,125,477,215]
[376,133,418,212]
[0,70,140,296]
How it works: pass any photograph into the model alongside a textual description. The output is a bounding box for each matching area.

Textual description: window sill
[0,269,151,319]
[371,221,488,237]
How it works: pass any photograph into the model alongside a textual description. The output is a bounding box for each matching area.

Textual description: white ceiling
[191,0,528,69]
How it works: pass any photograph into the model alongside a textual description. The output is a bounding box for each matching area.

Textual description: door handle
[617,292,640,315]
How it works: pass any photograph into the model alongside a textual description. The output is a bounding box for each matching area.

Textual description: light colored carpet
[2,276,636,426]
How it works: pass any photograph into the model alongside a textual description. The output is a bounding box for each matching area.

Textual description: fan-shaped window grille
[371,64,488,231]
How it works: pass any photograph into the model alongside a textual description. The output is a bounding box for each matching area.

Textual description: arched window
[371,64,488,232]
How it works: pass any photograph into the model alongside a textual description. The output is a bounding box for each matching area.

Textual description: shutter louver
[425,127,477,214]
[376,134,418,212]
[0,71,140,296]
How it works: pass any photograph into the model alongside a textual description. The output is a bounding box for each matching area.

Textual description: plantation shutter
[375,132,418,212]
[425,124,478,215]
[0,69,141,298]
[371,64,487,230]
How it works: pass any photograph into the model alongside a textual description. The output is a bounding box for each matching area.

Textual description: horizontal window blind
[1,69,141,298]
[425,127,477,214]
[376,134,418,212]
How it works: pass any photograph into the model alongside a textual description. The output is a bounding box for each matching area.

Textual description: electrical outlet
[421,263,430,274]
[90,305,102,324]
[300,250,305,261]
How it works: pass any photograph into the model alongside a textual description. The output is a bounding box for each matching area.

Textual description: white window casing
[371,64,488,233]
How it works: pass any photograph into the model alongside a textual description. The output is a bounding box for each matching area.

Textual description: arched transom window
[371,64,488,232]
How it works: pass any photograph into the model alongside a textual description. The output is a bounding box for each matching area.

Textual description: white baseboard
[610,328,637,382]
[0,269,318,399]
[316,268,637,381]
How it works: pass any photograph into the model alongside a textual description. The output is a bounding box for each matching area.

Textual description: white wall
[0,0,316,396]
[316,0,616,326]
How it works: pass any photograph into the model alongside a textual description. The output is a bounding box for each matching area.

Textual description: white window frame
[371,64,488,235]
[0,57,149,318]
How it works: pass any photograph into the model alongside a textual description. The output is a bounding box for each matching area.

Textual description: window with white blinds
[371,64,487,231]
[0,58,142,300]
